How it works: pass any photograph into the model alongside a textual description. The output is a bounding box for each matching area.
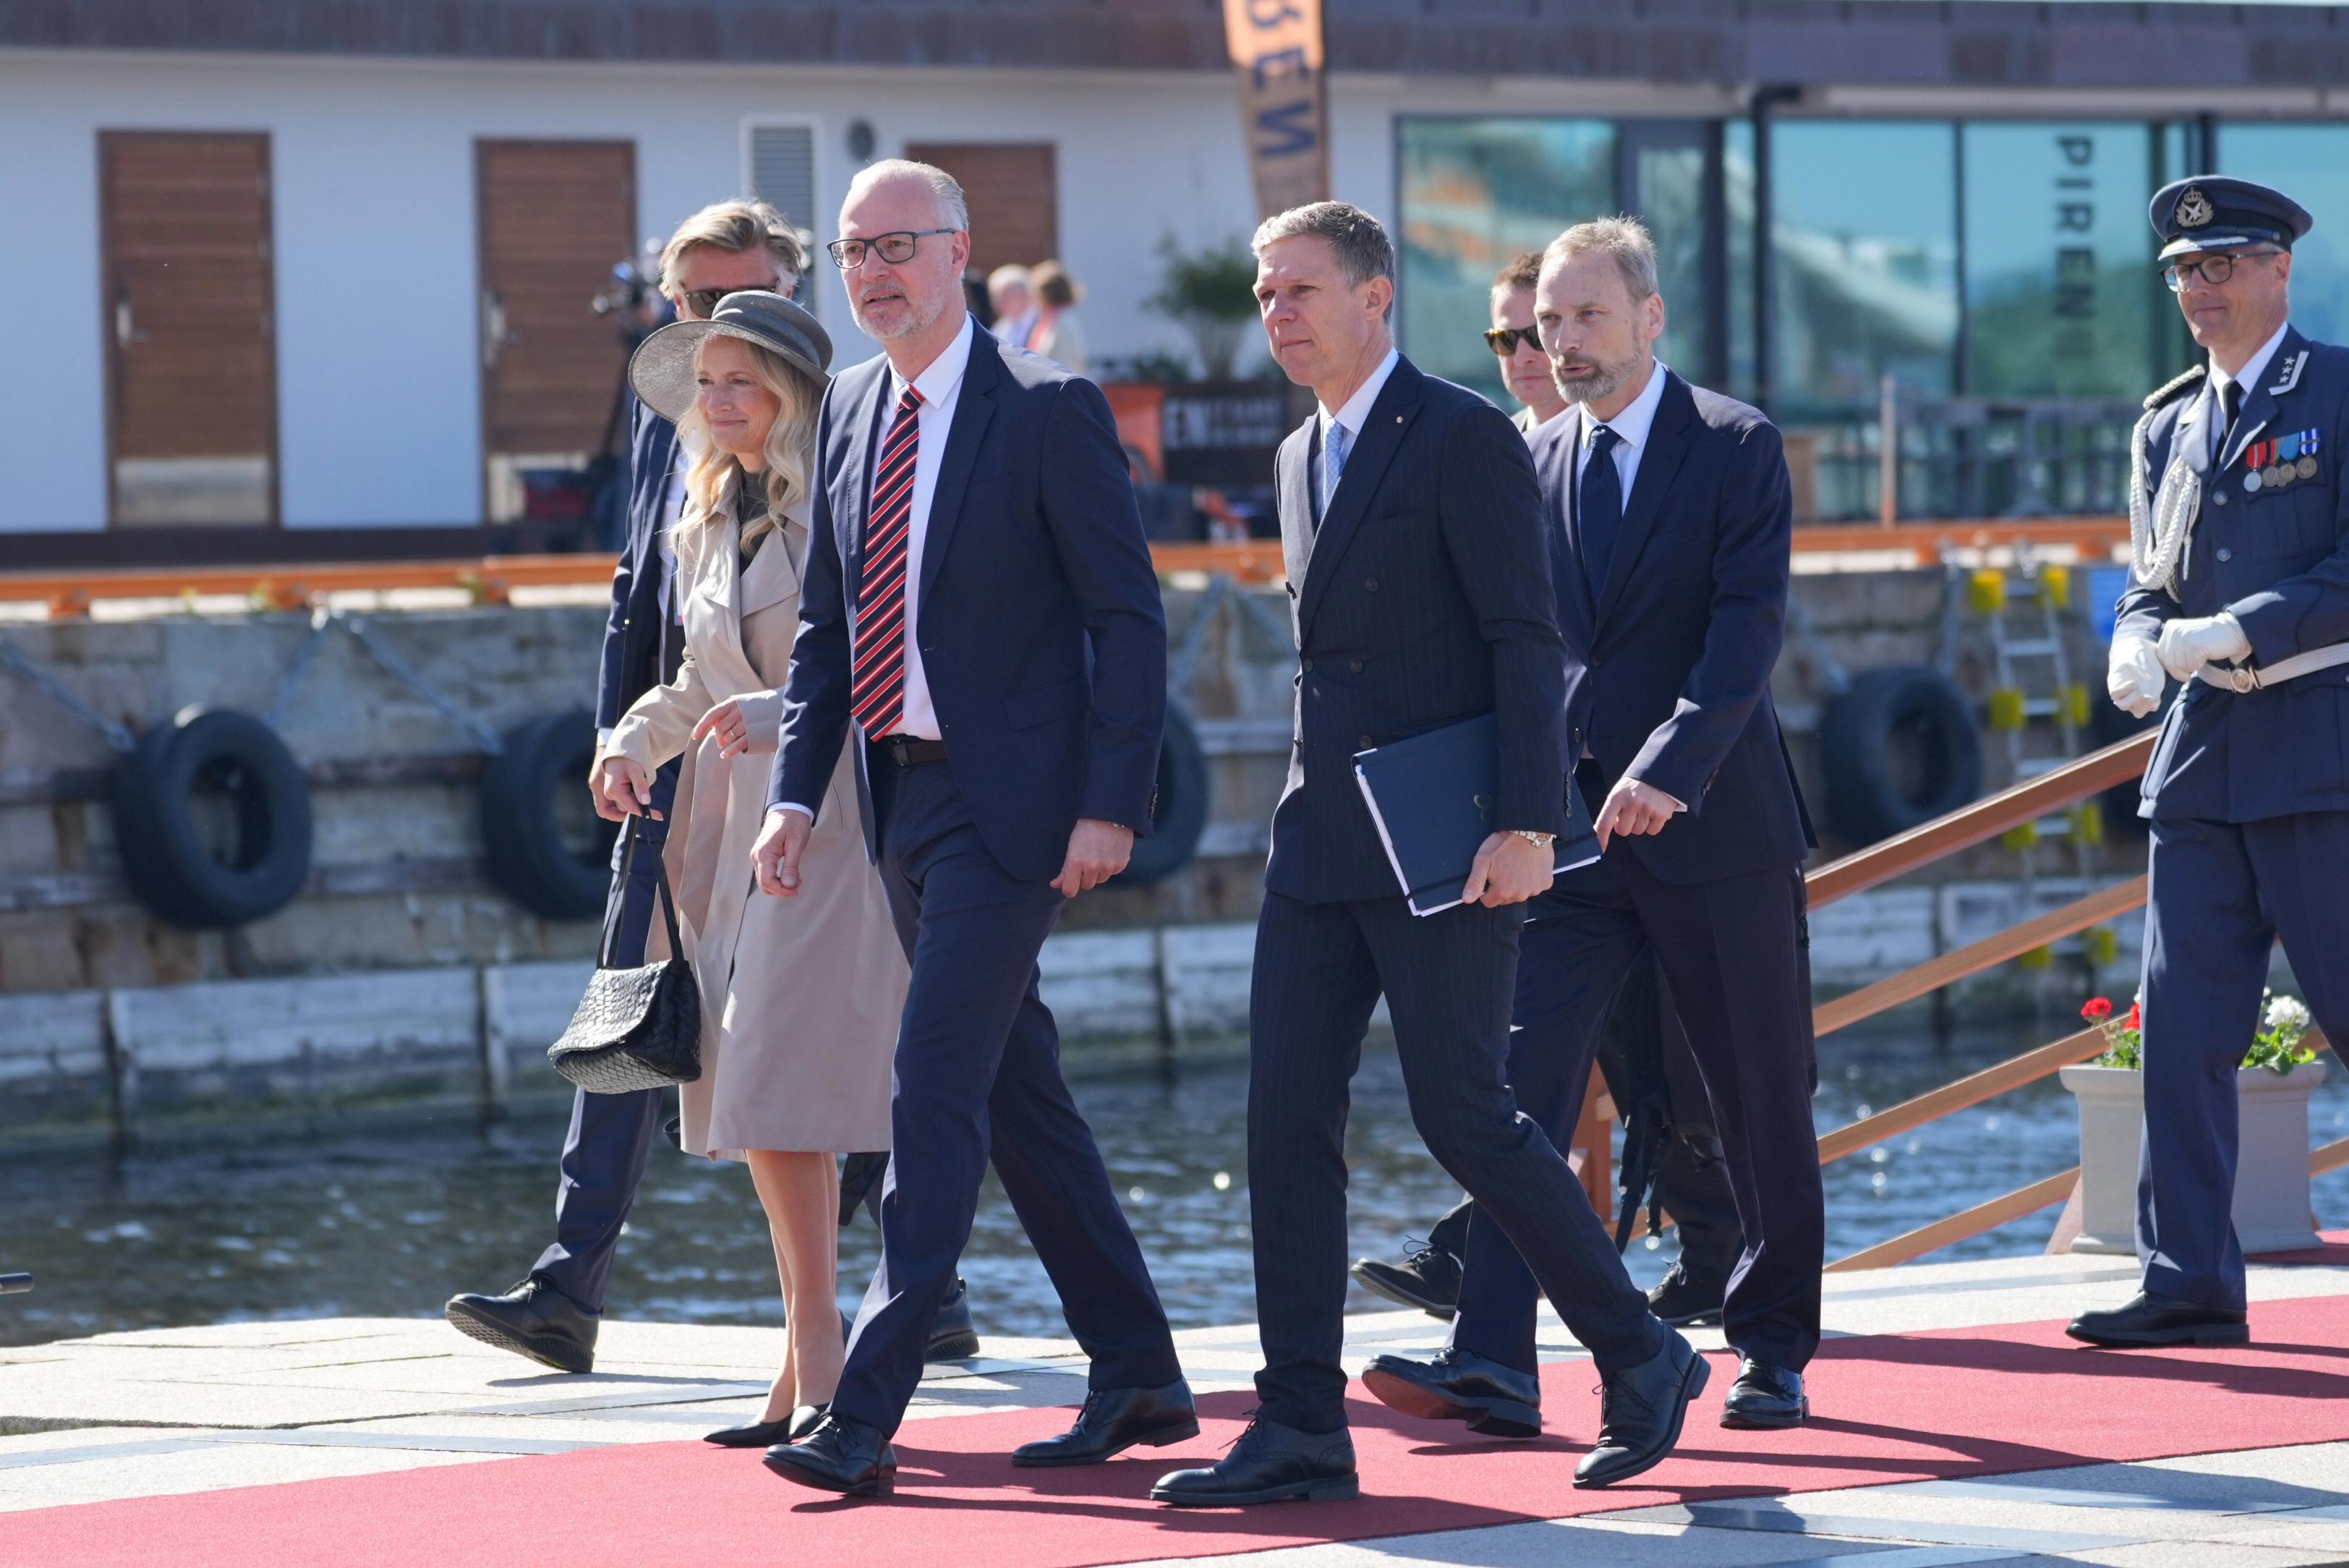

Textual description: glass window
[1396,117,1614,403]
[1770,121,1960,414]
[1626,130,1711,380]
[1961,124,2164,399]
[1725,118,1758,401]
[2222,124,2349,348]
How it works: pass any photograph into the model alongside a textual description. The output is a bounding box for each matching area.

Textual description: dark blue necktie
[1580,423,1624,602]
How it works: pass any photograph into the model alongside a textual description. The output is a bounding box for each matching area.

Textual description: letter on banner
[1224,0,1329,218]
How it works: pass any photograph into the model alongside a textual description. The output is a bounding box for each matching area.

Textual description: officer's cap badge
[2177,187,2214,229]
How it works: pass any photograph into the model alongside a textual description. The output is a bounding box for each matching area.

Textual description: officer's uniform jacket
[2120,323,2349,822]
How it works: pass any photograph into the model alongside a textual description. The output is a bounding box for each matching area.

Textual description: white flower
[2266,994,2311,1031]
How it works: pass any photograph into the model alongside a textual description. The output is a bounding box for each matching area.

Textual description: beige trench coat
[603,472,905,1159]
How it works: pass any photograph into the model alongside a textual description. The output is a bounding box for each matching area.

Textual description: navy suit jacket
[596,395,683,728]
[769,318,1167,882]
[2120,325,2349,822]
[1534,368,1813,886]
[1266,354,1569,906]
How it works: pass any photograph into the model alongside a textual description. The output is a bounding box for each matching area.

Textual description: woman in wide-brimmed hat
[594,291,908,1448]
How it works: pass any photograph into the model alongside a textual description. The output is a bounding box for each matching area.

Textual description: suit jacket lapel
[1532,412,1593,642]
[1276,422,1315,605]
[1298,357,1422,636]
[1594,371,1696,628]
[2222,325,2308,474]
[835,361,890,611]
[917,317,1001,610]
[2176,378,2217,490]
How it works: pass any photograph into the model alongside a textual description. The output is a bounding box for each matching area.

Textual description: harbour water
[6,1018,2343,1348]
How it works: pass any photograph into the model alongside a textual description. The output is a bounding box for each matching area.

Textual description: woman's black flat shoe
[705,1405,827,1447]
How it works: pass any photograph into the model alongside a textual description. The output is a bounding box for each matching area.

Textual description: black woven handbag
[547,819,702,1094]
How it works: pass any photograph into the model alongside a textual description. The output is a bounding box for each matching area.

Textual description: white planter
[2060,1060,2328,1257]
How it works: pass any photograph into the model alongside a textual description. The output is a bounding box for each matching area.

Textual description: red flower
[2082,997,2113,1021]
[2124,1002,2141,1032]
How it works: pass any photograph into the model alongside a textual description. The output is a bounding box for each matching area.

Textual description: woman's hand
[592,754,661,819]
[693,699,756,759]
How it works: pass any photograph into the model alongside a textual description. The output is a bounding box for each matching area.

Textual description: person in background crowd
[986,262,1035,342]
[595,291,908,1449]
[1487,250,1567,433]
[1024,259,1088,372]
[2075,176,2349,1350]
[443,200,807,1375]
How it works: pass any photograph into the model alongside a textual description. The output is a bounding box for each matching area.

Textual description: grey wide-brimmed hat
[627,289,832,422]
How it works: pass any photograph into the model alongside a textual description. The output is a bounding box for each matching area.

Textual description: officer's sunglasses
[680,283,782,319]
[1484,325,1543,354]
[2163,248,2282,292]
[825,229,958,269]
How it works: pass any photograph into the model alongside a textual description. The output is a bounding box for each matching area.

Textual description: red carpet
[2248,1227,2349,1266]
[15,1295,2349,1568]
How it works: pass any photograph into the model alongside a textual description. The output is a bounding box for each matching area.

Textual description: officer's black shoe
[1349,1242,1462,1320]
[1360,1346,1542,1439]
[707,1404,827,1447]
[1720,1358,1808,1428]
[1573,1330,1709,1489]
[2066,1291,2249,1348]
[763,1413,898,1497]
[444,1278,597,1374]
[1011,1379,1200,1466]
[927,1277,980,1361]
[1646,1260,1728,1328]
[1151,1413,1359,1507]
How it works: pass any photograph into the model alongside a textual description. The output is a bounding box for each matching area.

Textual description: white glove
[2155,613,2251,682]
[2107,634,2165,719]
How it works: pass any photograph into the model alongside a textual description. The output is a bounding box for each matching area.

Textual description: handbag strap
[597,815,686,968]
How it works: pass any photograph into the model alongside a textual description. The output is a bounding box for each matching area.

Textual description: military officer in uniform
[2072,176,2349,1349]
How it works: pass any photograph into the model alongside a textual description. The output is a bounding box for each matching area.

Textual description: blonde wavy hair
[675,336,822,542]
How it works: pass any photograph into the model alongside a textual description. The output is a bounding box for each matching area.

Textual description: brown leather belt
[871,734,949,767]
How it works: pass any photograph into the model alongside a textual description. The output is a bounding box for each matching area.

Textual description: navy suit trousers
[529,761,678,1313]
[2139,811,2349,1311]
[1451,845,1822,1376]
[1248,889,1661,1432]
[830,757,1180,1437]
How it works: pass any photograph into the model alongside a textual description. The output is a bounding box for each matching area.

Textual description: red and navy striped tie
[850,385,924,737]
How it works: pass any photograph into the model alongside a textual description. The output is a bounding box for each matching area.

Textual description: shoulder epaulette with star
[2144,365,2206,412]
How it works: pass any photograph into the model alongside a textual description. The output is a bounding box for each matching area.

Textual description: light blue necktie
[1319,419,1353,524]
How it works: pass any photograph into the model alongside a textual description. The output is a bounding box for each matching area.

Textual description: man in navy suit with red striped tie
[751,161,1194,1499]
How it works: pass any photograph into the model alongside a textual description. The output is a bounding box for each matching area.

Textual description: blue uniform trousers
[829,756,1180,1437]
[2138,811,2349,1311]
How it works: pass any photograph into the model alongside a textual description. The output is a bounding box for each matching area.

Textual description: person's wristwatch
[1506,829,1556,848]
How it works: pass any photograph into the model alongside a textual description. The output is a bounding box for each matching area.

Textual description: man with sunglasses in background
[446,199,981,1374]
[1485,252,1569,435]
[2075,176,2349,1351]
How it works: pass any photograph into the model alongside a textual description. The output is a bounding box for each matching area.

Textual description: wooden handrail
[1816,1026,2110,1164]
[1807,733,2157,911]
[1813,875,2149,1036]
[2315,1135,2349,1179]
[1825,1168,2081,1272]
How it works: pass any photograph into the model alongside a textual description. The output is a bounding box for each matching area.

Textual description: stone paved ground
[3,1251,2345,1565]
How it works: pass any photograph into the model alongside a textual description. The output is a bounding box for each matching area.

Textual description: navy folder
[1352,713,1600,916]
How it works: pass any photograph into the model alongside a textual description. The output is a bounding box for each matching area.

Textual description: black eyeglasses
[825,229,958,269]
[2163,250,2281,292]
[681,283,781,319]
[1484,325,1542,355]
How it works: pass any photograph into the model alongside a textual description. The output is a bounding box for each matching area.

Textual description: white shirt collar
[1318,346,1401,441]
[2211,322,2290,401]
[1579,358,1669,453]
[892,312,977,409]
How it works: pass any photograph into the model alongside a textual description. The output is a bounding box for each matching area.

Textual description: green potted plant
[1143,235,1261,381]
[2060,991,2326,1256]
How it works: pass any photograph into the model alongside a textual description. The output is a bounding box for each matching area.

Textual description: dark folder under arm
[1352,712,1599,916]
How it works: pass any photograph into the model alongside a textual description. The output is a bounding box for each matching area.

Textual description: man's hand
[2155,613,2251,683]
[1053,818,1134,899]
[2107,633,2166,718]
[1593,777,1680,852]
[592,754,660,822]
[753,807,812,898]
[693,699,754,759]
[1459,831,1554,908]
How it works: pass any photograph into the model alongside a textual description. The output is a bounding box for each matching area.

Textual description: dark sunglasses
[681,283,780,318]
[1484,325,1543,354]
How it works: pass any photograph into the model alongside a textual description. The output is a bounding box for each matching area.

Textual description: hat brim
[627,319,829,425]
[2160,232,2278,260]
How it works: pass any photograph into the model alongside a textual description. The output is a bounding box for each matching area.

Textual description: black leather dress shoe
[1574,1330,1708,1489]
[1152,1414,1358,1507]
[1720,1358,1807,1428]
[764,1413,898,1498]
[1360,1346,1541,1439]
[1011,1379,1200,1467]
[707,1405,826,1447]
[444,1278,597,1374]
[1350,1243,1463,1320]
[927,1277,981,1362]
[1647,1260,1728,1329]
[2067,1291,2249,1348]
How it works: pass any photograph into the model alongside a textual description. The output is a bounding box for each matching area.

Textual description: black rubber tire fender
[111,707,313,929]
[1112,703,1211,887]
[479,709,621,921]
[1818,665,1985,845]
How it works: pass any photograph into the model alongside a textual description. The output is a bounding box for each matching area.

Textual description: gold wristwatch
[1506,830,1556,848]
